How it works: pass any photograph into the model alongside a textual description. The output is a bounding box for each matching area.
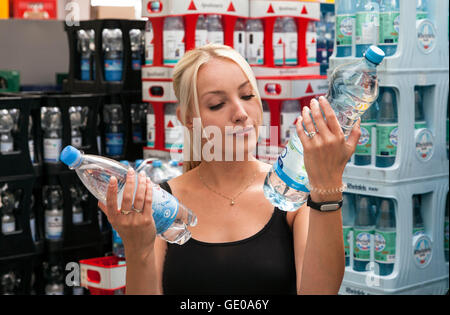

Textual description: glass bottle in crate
[43,186,63,241]
[374,198,396,276]
[0,109,14,153]
[102,28,123,82]
[41,107,63,164]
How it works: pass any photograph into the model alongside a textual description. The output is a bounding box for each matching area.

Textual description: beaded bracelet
[307,183,347,195]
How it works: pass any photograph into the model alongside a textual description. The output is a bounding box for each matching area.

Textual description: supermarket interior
[0,0,448,296]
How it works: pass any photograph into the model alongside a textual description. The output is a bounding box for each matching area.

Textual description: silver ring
[120,209,132,215]
[132,206,143,213]
[307,131,317,139]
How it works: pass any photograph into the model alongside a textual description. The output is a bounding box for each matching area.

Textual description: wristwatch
[307,195,343,212]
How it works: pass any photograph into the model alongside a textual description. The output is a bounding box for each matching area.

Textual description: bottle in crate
[354,103,377,166]
[164,103,182,150]
[41,107,63,164]
[102,28,123,82]
[379,0,400,57]
[280,100,300,146]
[163,17,185,65]
[206,15,224,45]
[306,21,317,64]
[234,18,246,58]
[196,15,208,48]
[416,0,429,20]
[43,186,64,242]
[353,195,376,272]
[130,29,144,71]
[335,0,355,57]
[355,0,380,58]
[146,103,155,148]
[376,88,398,168]
[245,19,264,66]
[103,104,124,158]
[1,189,16,235]
[374,198,396,276]
[28,116,35,163]
[145,20,154,65]
[0,109,14,153]
[342,193,355,267]
[77,30,94,81]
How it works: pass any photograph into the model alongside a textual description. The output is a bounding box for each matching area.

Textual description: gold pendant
[230,200,235,206]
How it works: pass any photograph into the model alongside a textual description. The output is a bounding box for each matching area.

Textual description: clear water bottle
[379,0,400,57]
[414,88,427,129]
[355,0,380,57]
[162,160,182,180]
[273,17,284,66]
[234,18,246,58]
[375,88,398,168]
[413,195,425,236]
[342,193,355,267]
[104,104,124,158]
[1,190,16,235]
[77,30,92,81]
[335,0,355,57]
[69,106,82,148]
[195,15,208,48]
[354,102,377,166]
[306,21,317,64]
[206,14,224,45]
[283,17,298,65]
[416,0,429,20]
[353,195,376,272]
[130,29,144,71]
[102,28,123,81]
[43,186,64,241]
[149,160,168,184]
[374,198,396,276]
[60,146,197,245]
[245,19,264,65]
[145,20,154,65]
[264,46,384,212]
[0,109,14,153]
[163,16,185,65]
[41,107,63,163]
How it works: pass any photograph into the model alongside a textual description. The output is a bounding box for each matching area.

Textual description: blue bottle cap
[364,45,385,65]
[135,159,144,169]
[120,160,130,166]
[60,146,81,167]
[169,160,178,167]
[153,160,162,167]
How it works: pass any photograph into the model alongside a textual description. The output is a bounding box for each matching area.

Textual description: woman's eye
[210,103,224,110]
[241,94,255,101]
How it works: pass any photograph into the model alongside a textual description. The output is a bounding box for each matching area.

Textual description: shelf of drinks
[339,175,449,295]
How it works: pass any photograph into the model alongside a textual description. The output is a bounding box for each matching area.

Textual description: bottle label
[379,11,400,45]
[145,30,154,65]
[132,58,142,71]
[273,136,309,192]
[104,59,123,81]
[306,31,317,63]
[417,20,437,54]
[81,58,90,80]
[165,114,183,150]
[413,234,432,267]
[1,141,13,153]
[234,30,246,57]
[354,228,373,262]
[376,123,398,157]
[147,113,156,147]
[415,128,434,161]
[356,11,379,45]
[112,228,123,245]
[152,185,179,234]
[196,29,208,48]
[207,31,224,45]
[343,226,353,259]
[72,210,83,224]
[46,214,63,240]
[163,30,185,65]
[355,122,374,156]
[2,221,15,234]
[105,133,124,156]
[246,31,264,65]
[374,230,396,263]
[43,138,62,162]
[336,14,354,47]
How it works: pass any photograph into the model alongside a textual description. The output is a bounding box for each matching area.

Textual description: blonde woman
[98,44,361,295]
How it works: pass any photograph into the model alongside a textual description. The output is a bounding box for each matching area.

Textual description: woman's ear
[177,106,193,130]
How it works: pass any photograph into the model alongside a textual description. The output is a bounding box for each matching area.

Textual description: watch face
[321,204,340,211]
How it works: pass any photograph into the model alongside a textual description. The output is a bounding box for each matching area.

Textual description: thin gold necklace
[198,165,257,206]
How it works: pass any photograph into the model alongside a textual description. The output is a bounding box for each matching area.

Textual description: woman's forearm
[125,249,162,295]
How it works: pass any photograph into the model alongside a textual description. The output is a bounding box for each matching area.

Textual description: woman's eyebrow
[201,80,250,99]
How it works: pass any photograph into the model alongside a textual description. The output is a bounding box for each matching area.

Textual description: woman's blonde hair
[172,44,262,173]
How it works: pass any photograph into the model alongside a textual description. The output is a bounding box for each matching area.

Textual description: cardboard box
[91,5,135,20]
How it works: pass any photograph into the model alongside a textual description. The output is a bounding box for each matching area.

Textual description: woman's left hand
[296,96,361,202]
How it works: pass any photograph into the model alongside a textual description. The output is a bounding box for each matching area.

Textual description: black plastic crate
[0,254,37,294]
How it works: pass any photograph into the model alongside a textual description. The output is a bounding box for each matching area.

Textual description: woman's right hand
[98,169,157,258]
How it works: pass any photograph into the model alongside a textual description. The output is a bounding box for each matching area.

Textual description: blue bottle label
[81,58,90,80]
[132,59,142,71]
[112,228,123,245]
[104,59,123,81]
[105,133,124,156]
[152,186,179,234]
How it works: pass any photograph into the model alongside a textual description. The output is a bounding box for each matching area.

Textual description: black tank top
[160,181,297,295]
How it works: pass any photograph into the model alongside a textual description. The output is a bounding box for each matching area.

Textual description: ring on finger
[132,206,143,213]
[307,131,317,139]
[120,209,132,215]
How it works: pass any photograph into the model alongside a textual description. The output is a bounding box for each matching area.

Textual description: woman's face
[195,58,262,161]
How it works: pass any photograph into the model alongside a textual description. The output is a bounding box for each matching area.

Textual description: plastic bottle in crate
[376,88,398,168]
[335,0,355,57]
[41,107,63,163]
[69,106,83,149]
[60,146,198,245]
[342,193,355,267]
[355,0,380,58]
[416,0,429,20]
[43,186,64,241]
[130,29,144,71]
[102,28,123,82]
[77,29,93,81]
[206,14,224,45]
[145,20,154,65]
[245,19,264,65]
[195,15,208,48]
[163,17,185,65]
[0,190,16,235]
[379,0,400,57]
[103,104,124,158]
[354,102,377,166]
[374,198,396,276]
[146,103,155,147]
[273,17,284,66]
[353,195,376,272]
[280,100,300,146]
[131,103,147,144]
[0,109,14,153]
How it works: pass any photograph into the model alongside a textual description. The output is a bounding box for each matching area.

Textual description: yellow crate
[0,0,9,19]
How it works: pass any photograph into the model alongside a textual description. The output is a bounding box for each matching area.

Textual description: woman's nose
[231,101,248,124]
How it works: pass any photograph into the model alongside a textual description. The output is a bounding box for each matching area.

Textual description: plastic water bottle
[43,186,63,241]
[264,46,384,211]
[60,146,197,245]
[245,19,264,65]
[335,0,355,57]
[102,28,123,81]
[376,88,398,168]
[163,16,185,65]
[306,20,317,64]
[69,106,83,148]
[195,15,208,48]
[354,102,377,166]
[374,198,396,276]
[130,29,144,71]
[1,190,15,235]
[131,103,147,144]
[77,30,92,81]
[103,104,124,158]
[206,15,224,45]
[164,103,183,150]
[355,0,380,58]
[41,107,63,163]
[145,20,154,65]
[0,109,14,153]
[414,88,427,129]
[416,0,429,20]
[379,0,400,57]
[280,100,300,146]
[353,195,375,272]
[342,193,355,267]
[234,18,246,58]
[413,195,425,236]
[162,160,182,180]
[149,160,168,184]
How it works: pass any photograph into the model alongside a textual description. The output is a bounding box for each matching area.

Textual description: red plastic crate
[80,256,127,295]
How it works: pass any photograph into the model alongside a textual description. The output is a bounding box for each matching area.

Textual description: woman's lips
[227,126,255,136]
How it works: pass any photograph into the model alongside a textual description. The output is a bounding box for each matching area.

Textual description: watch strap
[307,195,343,212]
